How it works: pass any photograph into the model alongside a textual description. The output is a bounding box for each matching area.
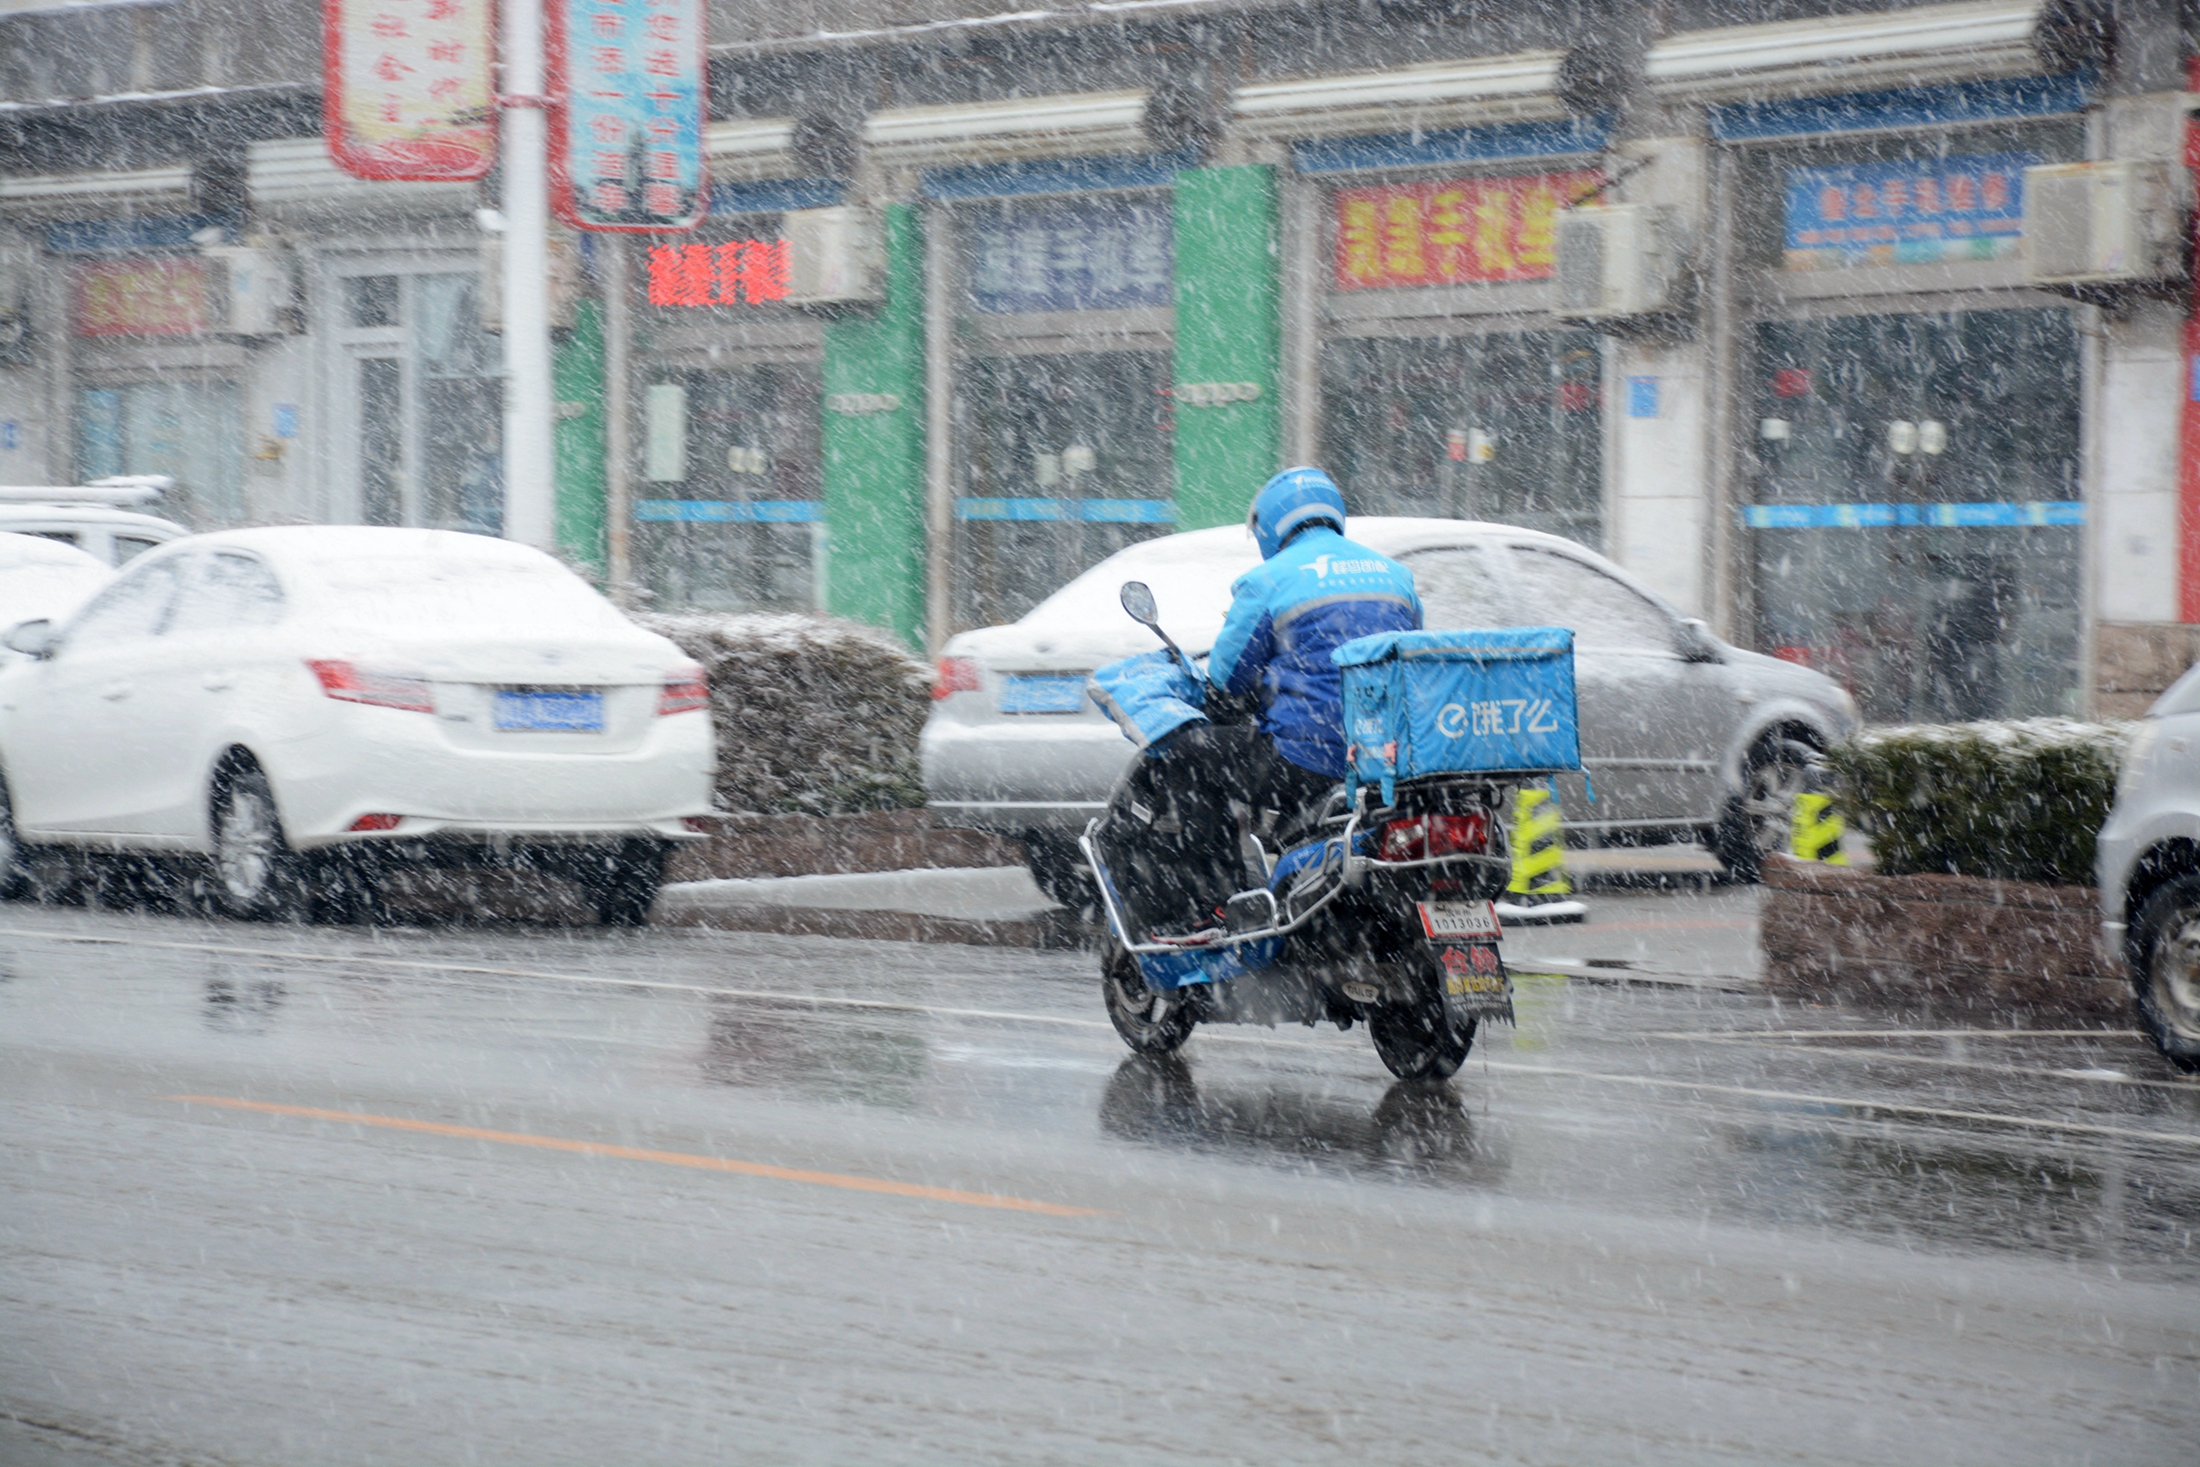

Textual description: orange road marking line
[165,1095,1102,1217]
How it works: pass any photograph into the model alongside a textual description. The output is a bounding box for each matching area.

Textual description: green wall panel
[822,203,926,647]
[1172,165,1281,531]
[552,298,607,575]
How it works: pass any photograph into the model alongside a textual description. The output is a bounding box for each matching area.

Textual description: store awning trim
[1232,51,1566,140]
[1706,71,2090,140]
[1648,0,2059,102]
[956,497,1176,523]
[921,149,1197,200]
[1292,116,1609,175]
[635,500,823,523]
[248,138,473,208]
[1741,500,2084,528]
[712,178,844,215]
[0,165,190,214]
[864,90,1152,168]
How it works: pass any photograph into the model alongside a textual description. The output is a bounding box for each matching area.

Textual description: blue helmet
[1248,467,1347,560]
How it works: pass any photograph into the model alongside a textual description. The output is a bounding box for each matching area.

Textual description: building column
[821,202,927,646]
[553,296,608,575]
[1172,164,1282,530]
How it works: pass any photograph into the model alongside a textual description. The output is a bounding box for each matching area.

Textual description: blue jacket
[1209,526,1422,777]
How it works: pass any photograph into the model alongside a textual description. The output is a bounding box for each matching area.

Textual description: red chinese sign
[1333,170,1600,290]
[73,259,212,337]
[646,241,790,306]
[323,0,495,181]
[549,0,706,231]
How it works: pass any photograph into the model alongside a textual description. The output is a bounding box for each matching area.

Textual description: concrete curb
[652,899,1088,949]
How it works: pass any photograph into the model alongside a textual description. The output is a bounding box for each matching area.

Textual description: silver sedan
[922,518,1859,899]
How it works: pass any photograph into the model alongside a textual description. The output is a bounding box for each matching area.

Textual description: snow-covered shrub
[633,611,932,815]
[1825,719,2131,886]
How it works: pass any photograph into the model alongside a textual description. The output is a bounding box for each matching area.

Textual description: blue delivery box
[1332,627,1581,804]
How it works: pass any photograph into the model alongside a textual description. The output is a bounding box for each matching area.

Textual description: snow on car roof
[0,530,108,572]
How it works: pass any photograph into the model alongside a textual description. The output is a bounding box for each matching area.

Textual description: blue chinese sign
[966,198,1172,314]
[550,0,705,233]
[1784,152,2036,270]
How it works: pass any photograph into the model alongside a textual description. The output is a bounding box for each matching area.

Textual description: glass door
[954,348,1173,631]
[1747,307,2081,721]
[337,270,502,533]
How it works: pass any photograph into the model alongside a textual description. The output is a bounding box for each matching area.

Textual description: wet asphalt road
[2,901,2197,1465]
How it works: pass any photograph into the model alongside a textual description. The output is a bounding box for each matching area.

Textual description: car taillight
[933,656,980,700]
[657,664,709,715]
[306,659,434,713]
[1376,812,1487,861]
[347,813,403,832]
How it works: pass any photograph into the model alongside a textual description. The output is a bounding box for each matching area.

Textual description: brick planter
[1761,858,2132,1023]
[666,809,1028,883]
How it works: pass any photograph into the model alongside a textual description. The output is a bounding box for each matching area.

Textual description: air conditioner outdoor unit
[199,245,296,336]
[1552,204,1680,322]
[2024,161,2184,290]
[783,205,883,308]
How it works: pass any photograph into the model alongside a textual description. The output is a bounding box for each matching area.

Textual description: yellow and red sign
[323,0,496,181]
[73,258,211,337]
[1333,169,1600,290]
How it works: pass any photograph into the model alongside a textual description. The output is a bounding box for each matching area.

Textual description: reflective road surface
[3,904,2196,1464]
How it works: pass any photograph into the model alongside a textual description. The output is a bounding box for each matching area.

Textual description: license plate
[999,674,1087,715]
[493,688,603,732]
[1417,900,1501,940]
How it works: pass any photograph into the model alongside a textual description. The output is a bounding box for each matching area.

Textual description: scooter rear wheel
[1369,992,1475,1081]
[1102,940,1197,1054]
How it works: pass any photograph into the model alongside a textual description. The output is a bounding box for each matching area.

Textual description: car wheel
[1368,985,1475,1083]
[2130,874,2200,1074]
[1101,939,1197,1055]
[0,773,25,901]
[211,766,304,921]
[581,841,664,927]
[1713,737,1817,884]
[1023,832,1095,909]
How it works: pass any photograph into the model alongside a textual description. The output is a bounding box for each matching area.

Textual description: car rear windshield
[308,556,629,631]
[1023,544,1253,644]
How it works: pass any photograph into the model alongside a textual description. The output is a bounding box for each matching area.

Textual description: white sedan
[0,527,715,924]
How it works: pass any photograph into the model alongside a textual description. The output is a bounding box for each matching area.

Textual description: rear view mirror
[2,619,55,659]
[1119,581,1159,627]
[1675,617,1723,664]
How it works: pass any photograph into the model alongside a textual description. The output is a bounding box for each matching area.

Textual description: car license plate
[493,688,603,732]
[1417,900,1501,940]
[999,674,1087,715]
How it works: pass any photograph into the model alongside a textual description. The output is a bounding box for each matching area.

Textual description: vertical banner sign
[548,0,706,232]
[323,0,496,180]
[1333,170,1600,289]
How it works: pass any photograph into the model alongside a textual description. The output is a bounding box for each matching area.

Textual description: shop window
[1320,330,1604,548]
[954,350,1173,631]
[1745,308,2082,721]
[633,365,822,613]
[77,381,243,530]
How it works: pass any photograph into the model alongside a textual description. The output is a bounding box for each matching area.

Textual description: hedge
[1824,718,2130,887]
[632,611,932,815]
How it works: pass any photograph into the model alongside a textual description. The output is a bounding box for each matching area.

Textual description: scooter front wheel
[1102,940,1197,1055]
[1369,992,1475,1081]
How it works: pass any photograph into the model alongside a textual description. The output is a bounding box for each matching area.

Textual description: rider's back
[1210,525,1421,777]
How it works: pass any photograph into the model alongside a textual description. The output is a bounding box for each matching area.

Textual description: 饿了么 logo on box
[1436,698,1561,739]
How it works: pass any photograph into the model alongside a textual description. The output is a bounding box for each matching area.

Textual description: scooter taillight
[1376,812,1488,861]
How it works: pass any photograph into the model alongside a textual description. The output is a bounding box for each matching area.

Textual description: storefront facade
[4,0,2193,719]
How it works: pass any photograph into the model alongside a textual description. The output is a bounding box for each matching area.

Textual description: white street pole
[601,234,633,601]
[500,0,555,549]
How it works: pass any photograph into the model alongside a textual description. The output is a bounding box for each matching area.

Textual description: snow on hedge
[1826,717,2132,886]
[634,611,932,815]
